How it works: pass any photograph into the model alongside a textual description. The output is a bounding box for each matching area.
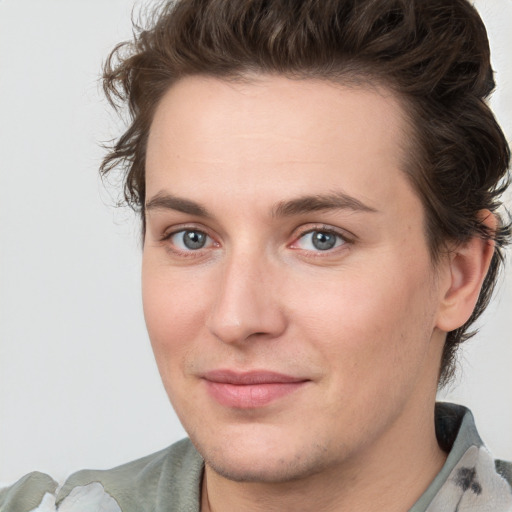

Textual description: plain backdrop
[0,0,511,486]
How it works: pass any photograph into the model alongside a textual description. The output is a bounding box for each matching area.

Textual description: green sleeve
[0,472,58,512]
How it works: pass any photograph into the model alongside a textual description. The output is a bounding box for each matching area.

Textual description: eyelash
[160,226,217,258]
[290,225,351,255]
[159,224,352,258]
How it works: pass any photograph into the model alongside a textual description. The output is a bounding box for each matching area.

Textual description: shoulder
[0,471,58,511]
[0,439,203,512]
[57,437,203,511]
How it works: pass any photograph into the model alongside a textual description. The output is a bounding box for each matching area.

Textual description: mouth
[202,370,310,409]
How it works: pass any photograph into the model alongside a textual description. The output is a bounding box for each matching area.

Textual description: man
[1,0,511,510]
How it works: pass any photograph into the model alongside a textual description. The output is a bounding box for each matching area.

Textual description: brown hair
[101,0,511,386]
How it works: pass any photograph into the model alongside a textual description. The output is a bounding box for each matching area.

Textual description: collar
[411,402,512,511]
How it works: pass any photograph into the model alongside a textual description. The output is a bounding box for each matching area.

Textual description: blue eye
[296,230,345,251]
[170,230,212,251]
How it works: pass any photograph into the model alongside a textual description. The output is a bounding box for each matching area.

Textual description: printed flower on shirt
[426,446,512,511]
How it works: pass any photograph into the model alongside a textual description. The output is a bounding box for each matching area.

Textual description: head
[101,0,510,483]
[102,0,510,387]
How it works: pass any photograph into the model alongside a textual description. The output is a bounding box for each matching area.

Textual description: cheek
[294,262,438,394]
[141,259,210,376]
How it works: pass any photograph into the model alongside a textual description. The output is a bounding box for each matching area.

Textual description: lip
[202,370,309,408]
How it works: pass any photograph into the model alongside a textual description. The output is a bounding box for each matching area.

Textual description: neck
[201,401,447,512]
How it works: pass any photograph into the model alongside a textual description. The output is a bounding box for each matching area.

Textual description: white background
[0,0,511,486]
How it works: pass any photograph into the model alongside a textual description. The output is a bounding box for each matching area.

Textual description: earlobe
[436,211,497,332]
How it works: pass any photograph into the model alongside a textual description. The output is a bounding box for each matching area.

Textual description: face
[142,75,447,483]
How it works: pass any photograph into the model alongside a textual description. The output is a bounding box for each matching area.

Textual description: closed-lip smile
[202,370,310,408]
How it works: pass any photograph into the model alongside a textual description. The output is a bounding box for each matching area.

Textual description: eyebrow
[145,192,211,217]
[145,190,378,218]
[272,192,378,217]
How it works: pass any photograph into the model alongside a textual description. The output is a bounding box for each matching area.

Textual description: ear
[435,210,497,332]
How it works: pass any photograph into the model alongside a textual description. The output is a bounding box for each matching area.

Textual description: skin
[142,75,495,511]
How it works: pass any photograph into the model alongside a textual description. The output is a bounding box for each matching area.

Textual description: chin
[189,424,335,484]
[204,451,329,484]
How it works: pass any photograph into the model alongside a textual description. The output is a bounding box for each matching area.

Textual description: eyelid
[160,223,214,241]
[300,223,355,240]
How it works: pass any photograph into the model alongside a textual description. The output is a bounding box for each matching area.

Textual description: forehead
[146,75,416,217]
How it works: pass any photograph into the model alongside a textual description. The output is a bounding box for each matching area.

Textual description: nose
[205,251,287,345]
